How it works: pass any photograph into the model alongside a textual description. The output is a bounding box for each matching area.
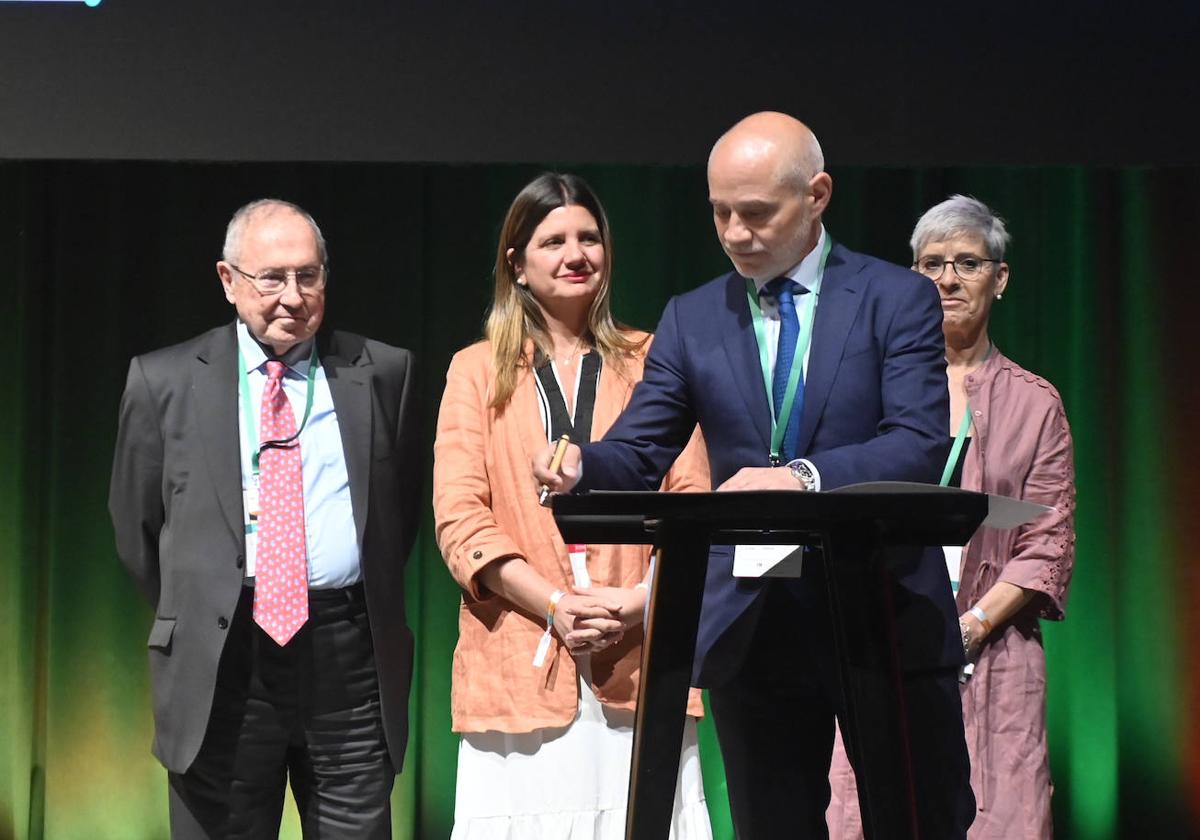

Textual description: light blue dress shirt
[750,225,827,489]
[236,321,361,588]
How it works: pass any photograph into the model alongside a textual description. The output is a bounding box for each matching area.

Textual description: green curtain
[1,162,1195,839]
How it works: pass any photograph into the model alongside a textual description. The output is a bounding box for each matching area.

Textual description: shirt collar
[236,321,315,377]
[751,225,827,295]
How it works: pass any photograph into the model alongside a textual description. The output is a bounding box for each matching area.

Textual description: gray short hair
[790,132,825,187]
[222,198,328,265]
[910,195,1011,261]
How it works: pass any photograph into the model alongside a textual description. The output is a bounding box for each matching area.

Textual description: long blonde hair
[486,173,646,409]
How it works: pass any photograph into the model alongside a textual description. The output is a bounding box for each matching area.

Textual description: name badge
[942,546,963,594]
[568,543,590,588]
[733,544,804,578]
[242,474,259,576]
[245,476,260,524]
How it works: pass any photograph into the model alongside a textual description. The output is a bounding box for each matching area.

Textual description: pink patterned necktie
[253,360,309,646]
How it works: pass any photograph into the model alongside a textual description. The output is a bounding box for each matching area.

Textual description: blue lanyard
[745,235,833,464]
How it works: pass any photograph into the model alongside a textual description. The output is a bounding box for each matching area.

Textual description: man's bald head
[706,112,833,281]
[708,111,825,190]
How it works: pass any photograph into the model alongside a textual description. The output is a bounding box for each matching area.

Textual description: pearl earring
[995,293,1003,300]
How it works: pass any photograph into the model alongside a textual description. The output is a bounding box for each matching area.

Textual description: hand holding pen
[534,434,583,505]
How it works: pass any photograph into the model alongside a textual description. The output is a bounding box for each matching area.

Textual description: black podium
[552,485,989,840]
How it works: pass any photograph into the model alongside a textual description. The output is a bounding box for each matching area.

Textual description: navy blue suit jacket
[579,242,962,685]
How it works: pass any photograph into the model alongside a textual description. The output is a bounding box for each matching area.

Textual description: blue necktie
[764,277,804,462]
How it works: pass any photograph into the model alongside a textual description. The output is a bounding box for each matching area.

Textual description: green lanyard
[745,234,833,465]
[938,344,993,487]
[237,342,320,477]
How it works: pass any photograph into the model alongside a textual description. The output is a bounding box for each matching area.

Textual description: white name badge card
[942,545,962,595]
[242,475,260,576]
[733,544,805,578]
[567,543,591,588]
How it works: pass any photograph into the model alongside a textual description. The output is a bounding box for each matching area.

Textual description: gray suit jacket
[109,323,422,774]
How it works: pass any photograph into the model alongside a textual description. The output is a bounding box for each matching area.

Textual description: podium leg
[625,521,710,840]
[824,530,919,840]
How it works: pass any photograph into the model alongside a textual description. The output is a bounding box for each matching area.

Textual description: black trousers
[169,585,394,840]
[708,580,974,840]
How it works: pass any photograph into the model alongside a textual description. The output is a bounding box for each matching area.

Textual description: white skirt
[451,661,712,840]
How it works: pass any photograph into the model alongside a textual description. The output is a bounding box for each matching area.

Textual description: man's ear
[808,171,833,215]
[217,262,237,304]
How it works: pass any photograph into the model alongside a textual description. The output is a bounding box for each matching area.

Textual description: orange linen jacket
[434,334,709,733]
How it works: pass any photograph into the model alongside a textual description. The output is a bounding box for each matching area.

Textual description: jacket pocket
[148,616,176,652]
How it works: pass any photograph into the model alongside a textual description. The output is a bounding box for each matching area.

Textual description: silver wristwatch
[787,459,816,490]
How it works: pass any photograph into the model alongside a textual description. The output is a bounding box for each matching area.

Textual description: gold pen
[538,434,571,506]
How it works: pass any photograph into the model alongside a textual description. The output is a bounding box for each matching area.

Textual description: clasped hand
[553,586,646,655]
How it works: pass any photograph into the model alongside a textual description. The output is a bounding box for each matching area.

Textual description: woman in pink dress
[827,195,1076,839]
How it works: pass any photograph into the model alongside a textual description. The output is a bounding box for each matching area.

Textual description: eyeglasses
[228,263,327,295]
[913,255,1000,281]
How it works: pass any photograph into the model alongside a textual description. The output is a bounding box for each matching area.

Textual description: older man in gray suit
[109,199,421,838]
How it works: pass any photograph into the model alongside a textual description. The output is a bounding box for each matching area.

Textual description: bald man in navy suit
[536,113,974,838]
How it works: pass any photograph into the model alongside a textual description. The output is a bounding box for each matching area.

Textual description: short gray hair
[222,198,328,265]
[781,132,825,189]
[910,195,1011,261]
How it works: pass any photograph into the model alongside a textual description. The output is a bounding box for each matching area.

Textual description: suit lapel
[321,332,373,547]
[510,348,631,582]
[513,361,548,461]
[590,352,635,440]
[797,244,866,455]
[513,345,640,453]
[510,360,572,576]
[194,324,243,543]
[720,273,773,455]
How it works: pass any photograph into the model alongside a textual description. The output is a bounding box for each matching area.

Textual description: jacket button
[472,550,483,560]
[235,555,244,569]
[217,617,229,630]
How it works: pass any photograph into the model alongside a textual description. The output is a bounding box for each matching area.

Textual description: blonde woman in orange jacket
[434,173,713,839]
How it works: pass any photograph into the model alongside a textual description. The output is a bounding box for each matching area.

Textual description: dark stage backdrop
[1,0,1199,166]
[1,161,1197,839]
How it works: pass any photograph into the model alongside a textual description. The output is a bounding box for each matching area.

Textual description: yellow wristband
[545,589,566,629]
